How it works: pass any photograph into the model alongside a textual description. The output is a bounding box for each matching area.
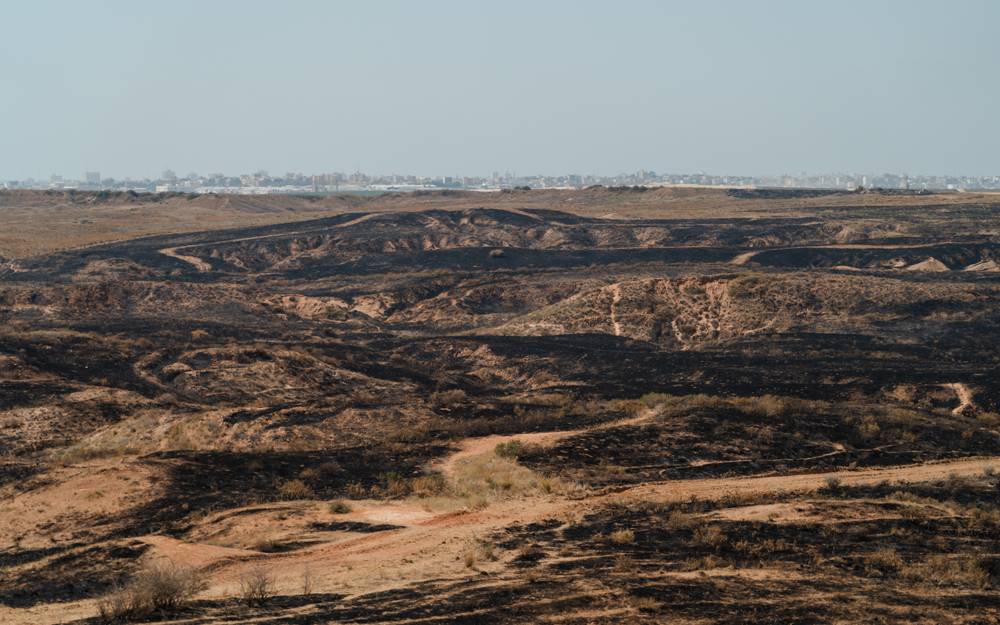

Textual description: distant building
[85,171,101,185]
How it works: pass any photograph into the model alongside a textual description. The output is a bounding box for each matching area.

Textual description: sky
[1,0,998,180]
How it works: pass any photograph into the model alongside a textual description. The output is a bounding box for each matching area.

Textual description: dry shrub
[865,547,904,575]
[638,392,675,408]
[905,555,990,589]
[820,476,843,494]
[239,567,275,606]
[664,510,698,531]
[380,472,411,498]
[328,499,351,514]
[979,411,1000,426]
[608,528,636,545]
[431,389,467,408]
[691,525,726,549]
[494,439,541,460]
[301,566,314,596]
[744,395,787,417]
[462,538,498,569]
[856,416,882,440]
[409,473,447,497]
[278,478,314,500]
[97,561,204,622]
[189,328,210,342]
[345,482,367,498]
[631,596,662,612]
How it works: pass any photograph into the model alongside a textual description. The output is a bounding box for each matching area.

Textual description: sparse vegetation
[97,561,205,622]
[7,191,1000,624]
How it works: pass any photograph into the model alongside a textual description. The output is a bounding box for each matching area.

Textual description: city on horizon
[6,168,1000,195]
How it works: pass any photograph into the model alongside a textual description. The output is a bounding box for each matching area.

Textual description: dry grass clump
[431,389,467,409]
[864,547,904,575]
[691,524,726,549]
[462,538,498,569]
[328,499,351,514]
[494,439,543,460]
[278,478,315,500]
[608,528,636,545]
[409,473,448,497]
[664,510,700,531]
[189,328,211,342]
[97,561,205,622]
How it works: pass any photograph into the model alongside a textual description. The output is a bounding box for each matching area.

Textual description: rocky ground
[1,187,999,624]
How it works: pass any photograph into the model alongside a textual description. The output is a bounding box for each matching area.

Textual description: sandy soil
[3,420,998,625]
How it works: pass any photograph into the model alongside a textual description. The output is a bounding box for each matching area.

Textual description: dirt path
[944,382,977,415]
[730,250,759,265]
[433,410,655,480]
[191,454,1000,606]
[8,447,999,625]
[158,246,214,272]
[608,283,623,336]
[618,456,999,503]
[729,241,964,266]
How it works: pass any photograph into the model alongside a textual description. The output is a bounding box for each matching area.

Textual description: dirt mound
[964,259,1000,272]
[906,257,950,272]
[496,273,983,349]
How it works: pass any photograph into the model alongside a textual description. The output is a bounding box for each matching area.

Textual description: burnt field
[2,188,1000,624]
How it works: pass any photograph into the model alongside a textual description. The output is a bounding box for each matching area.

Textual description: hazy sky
[2,1,998,179]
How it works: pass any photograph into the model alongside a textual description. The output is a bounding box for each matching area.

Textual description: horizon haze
[2,0,999,179]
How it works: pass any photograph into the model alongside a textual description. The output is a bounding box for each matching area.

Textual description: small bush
[431,389,467,409]
[278,479,315,501]
[495,440,525,459]
[664,510,699,531]
[462,539,498,569]
[857,416,882,441]
[821,476,843,494]
[691,525,726,549]
[865,547,904,575]
[409,473,447,497]
[239,567,275,607]
[189,329,211,342]
[608,529,635,545]
[328,499,351,514]
[97,561,204,622]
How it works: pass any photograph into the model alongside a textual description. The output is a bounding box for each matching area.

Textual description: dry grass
[865,547,904,575]
[449,454,567,502]
[278,479,315,500]
[905,555,990,588]
[462,538,498,569]
[608,529,636,545]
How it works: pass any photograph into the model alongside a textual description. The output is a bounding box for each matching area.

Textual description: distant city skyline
[5,167,1000,194]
